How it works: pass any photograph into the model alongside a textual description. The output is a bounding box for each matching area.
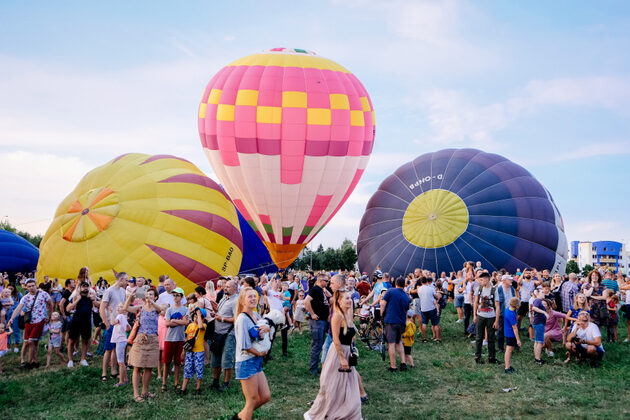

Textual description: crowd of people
[0,262,628,419]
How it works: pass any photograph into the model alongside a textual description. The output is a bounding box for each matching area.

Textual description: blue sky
[1,0,630,249]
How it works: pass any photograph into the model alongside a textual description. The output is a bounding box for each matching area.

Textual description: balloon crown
[264,47,317,56]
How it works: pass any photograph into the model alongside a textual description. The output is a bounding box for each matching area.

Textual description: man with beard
[66,282,97,367]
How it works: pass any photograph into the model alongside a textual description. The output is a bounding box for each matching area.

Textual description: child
[504,297,521,373]
[281,282,294,330]
[605,291,619,343]
[111,303,130,387]
[45,312,67,368]
[293,291,306,334]
[402,310,416,368]
[0,289,13,325]
[0,322,12,374]
[180,307,206,394]
[531,289,547,365]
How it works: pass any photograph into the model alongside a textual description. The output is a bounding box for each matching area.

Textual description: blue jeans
[309,320,327,373]
[320,333,333,363]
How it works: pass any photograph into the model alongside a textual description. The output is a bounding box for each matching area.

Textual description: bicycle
[357,308,387,360]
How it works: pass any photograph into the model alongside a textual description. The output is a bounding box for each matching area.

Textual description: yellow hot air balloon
[37,153,242,295]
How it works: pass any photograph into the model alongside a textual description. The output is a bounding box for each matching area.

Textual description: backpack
[438,293,447,310]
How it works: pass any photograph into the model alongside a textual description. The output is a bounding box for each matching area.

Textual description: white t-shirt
[418,284,437,312]
[156,291,187,311]
[102,286,126,324]
[267,289,284,312]
[464,282,473,304]
[453,277,464,297]
[572,322,604,351]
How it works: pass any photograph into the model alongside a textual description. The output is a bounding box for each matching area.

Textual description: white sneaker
[483,340,488,346]
[67,360,74,368]
[624,338,630,343]
[13,348,19,353]
[456,319,463,323]
[546,350,554,357]
[80,359,89,367]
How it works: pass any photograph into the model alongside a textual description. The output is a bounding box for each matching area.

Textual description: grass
[1,305,629,419]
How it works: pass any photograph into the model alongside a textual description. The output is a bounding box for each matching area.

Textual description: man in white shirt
[99,272,128,379]
[565,311,604,365]
[417,277,441,342]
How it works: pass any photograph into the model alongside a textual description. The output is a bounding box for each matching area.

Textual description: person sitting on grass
[180,307,207,395]
[503,297,520,373]
[565,311,604,366]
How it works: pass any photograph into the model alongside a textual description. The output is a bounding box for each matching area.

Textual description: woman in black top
[305,290,361,420]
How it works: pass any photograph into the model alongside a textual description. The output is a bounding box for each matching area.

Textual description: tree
[339,246,357,271]
[581,264,594,277]
[0,220,42,248]
[565,260,580,274]
[321,247,340,270]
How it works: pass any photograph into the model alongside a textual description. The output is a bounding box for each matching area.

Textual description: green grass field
[1,305,628,419]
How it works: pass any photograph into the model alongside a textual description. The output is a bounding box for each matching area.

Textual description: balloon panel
[0,230,39,274]
[37,154,242,295]
[358,148,568,276]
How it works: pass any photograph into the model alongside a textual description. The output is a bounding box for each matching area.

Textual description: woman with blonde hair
[232,287,271,420]
[305,290,361,420]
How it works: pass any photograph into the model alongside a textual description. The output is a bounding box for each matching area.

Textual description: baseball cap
[171,287,185,295]
[198,308,207,318]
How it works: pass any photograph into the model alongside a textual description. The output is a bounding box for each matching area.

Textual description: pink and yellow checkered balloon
[198,48,375,268]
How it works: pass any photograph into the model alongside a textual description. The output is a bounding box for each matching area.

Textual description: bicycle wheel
[380,332,387,361]
[368,322,382,351]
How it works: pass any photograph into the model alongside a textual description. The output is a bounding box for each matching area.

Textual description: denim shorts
[104,325,116,351]
[455,295,465,308]
[533,323,545,343]
[235,356,263,380]
[421,309,440,326]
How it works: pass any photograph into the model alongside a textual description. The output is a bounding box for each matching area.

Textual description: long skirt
[304,344,362,420]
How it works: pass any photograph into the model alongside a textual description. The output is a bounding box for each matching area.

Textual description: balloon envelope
[357,149,568,276]
[198,47,375,268]
[236,209,278,276]
[0,230,39,274]
[37,154,243,294]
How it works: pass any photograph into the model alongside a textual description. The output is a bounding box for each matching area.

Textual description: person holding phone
[305,290,361,420]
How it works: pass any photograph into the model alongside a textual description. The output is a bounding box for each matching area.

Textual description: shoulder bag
[18,290,40,329]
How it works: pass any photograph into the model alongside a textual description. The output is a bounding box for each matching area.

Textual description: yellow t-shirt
[402,321,416,347]
[185,322,206,353]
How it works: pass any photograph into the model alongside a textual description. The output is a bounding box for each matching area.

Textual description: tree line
[290,238,357,271]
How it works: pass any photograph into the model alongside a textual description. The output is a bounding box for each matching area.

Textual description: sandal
[101,375,107,382]
[133,395,145,403]
[110,373,119,379]
[142,392,156,399]
[161,384,167,392]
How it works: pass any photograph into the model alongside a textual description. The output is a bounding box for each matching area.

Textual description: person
[453,271,465,323]
[156,277,187,379]
[125,287,162,402]
[6,285,22,354]
[417,276,441,343]
[305,290,362,420]
[294,291,306,334]
[233,287,271,420]
[517,269,536,330]
[543,299,566,357]
[604,290,619,342]
[99,272,128,381]
[59,279,75,347]
[180,307,207,395]
[66,281,97,368]
[473,272,499,364]
[9,278,53,369]
[50,278,63,312]
[402,309,416,368]
[531,289,547,365]
[381,277,410,372]
[503,297,520,373]
[320,274,345,363]
[463,272,474,336]
[565,311,604,366]
[162,287,188,391]
[602,272,619,293]
[582,270,607,327]
[620,277,630,342]
[45,312,67,368]
[304,274,330,375]
[195,285,216,363]
[355,275,371,298]
[210,279,238,392]
[111,303,130,387]
[0,322,11,374]
[560,273,580,314]
[495,274,516,352]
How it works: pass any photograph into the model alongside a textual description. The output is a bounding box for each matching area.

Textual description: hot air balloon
[236,209,278,276]
[357,149,568,276]
[198,47,375,268]
[0,230,39,274]
[37,154,243,295]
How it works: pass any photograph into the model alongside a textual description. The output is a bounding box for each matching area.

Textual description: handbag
[127,320,139,345]
[349,343,359,367]
[18,290,40,329]
[183,326,199,353]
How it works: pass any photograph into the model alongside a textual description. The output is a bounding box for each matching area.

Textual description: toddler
[402,310,416,368]
[0,322,12,374]
[293,291,306,334]
[111,303,130,386]
[281,282,294,330]
[45,312,67,368]
[605,291,619,343]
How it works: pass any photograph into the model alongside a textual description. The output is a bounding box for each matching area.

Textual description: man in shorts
[517,269,536,330]
[9,279,52,369]
[210,280,238,391]
[162,287,188,390]
[66,281,97,367]
[380,277,410,372]
[417,276,441,342]
[99,272,128,380]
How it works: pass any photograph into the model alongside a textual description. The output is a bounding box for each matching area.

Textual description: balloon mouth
[62,187,120,242]
[402,189,469,249]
